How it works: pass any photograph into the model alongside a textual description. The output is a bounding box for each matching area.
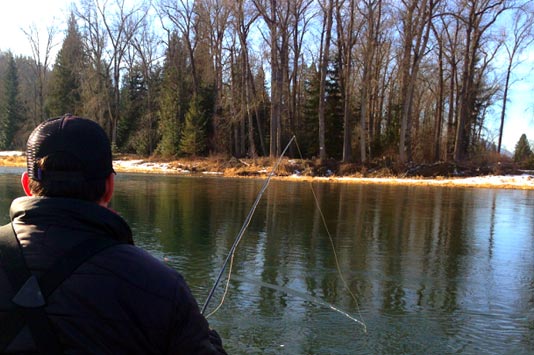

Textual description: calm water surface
[1,168,533,354]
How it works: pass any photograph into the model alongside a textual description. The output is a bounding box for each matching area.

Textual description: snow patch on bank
[114,159,190,174]
[0,151,24,156]
[328,174,534,189]
[3,151,534,189]
[114,157,534,189]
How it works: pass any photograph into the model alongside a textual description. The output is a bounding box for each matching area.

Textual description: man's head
[22,115,115,205]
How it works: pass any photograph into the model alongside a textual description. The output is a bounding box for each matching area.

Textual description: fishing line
[231,274,365,328]
[203,136,367,333]
[293,137,367,333]
[201,136,296,316]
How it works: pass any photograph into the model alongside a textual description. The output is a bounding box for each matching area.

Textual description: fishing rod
[201,135,296,315]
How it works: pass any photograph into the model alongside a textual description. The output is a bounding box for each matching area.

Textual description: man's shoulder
[83,243,186,298]
[99,243,172,269]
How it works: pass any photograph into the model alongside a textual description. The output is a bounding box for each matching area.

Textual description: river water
[1,168,533,354]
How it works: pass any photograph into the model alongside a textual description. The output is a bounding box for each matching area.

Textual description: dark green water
[1,168,534,354]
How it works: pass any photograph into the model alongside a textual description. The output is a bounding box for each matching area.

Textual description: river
[1,168,533,354]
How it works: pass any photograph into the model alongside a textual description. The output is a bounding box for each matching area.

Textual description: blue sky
[1,0,532,153]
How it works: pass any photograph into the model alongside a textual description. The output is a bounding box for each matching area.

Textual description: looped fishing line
[293,137,367,333]
[202,135,367,333]
[201,136,296,316]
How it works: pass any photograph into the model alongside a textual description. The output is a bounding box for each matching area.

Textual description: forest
[0,0,533,168]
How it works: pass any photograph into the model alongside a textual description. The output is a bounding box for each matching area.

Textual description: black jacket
[0,196,226,354]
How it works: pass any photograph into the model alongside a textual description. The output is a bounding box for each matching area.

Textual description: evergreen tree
[301,64,320,157]
[325,59,344,160]
[198,83,215,152]
[301,61,343,159]
[513,134,532,163]
[157,34,191,156]
[118,66,148,153]
[180,95,207,156]
[47,14,84,116]
[0,52,21,150]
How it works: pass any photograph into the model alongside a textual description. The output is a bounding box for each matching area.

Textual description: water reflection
[1,171,533,354]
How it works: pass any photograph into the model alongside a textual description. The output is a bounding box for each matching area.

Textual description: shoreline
[2,151,534,190]
[111,157,534,190]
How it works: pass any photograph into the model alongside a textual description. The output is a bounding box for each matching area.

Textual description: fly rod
[201,135,296,315]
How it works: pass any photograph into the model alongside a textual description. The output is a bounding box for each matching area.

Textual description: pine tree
[301,64,320,157]
[0,52,21,150]
[47,14,84,116]
[118,66,148,154]
[157,34,191,157]
[513,134,532,163]
[301,61,343,159]
[180,96,207,156]
[325,59,344,160]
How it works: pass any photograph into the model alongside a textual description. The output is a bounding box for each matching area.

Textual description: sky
[0,0,71,54]
[0,0,533,154]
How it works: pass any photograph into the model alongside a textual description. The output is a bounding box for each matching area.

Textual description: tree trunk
[340,0,354,163]
[269,0,280,157]
[399,0,432,164]
[318,0,333,163]
[434,36,444,161]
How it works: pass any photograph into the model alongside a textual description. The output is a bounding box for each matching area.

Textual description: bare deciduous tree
[398,0,435,164]
[453,0,508,161]
[98,0,148,146]
[497,3,534,153]
[318,0,334,162]
[76,0,148,147]
[22,23,56,124]
[160,0,200,94]
[335,0,357,163]
[233,0,260,157]
[253,0,291,157]
[131,14,163,155]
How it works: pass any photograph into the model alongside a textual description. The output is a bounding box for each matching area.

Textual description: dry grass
[3,151,532,190]
[0,156,26,167]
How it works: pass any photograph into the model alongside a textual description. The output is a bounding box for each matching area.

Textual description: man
[0,115,227,354]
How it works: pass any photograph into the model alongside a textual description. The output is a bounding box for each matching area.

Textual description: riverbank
[112,157,534,189]
[2,151,533,190]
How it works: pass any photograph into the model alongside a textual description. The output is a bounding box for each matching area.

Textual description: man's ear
[99,173,115,207]
[21,172,32,196]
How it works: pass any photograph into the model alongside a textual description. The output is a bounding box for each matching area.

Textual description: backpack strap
[0,223,122,353]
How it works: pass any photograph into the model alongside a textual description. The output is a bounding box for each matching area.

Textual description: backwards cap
[26,115,115,181]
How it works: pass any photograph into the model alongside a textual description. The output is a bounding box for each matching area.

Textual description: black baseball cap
[26,115,115,181]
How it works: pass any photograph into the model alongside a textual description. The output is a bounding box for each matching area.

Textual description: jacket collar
[10,196,134,245]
